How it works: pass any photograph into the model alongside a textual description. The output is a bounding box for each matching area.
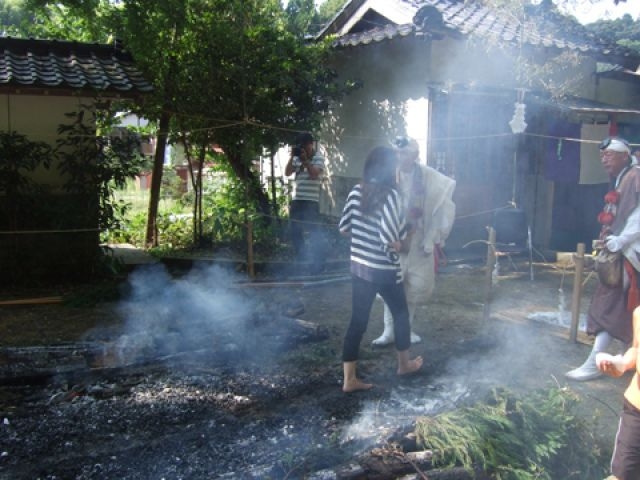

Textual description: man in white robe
[373,137,456,345]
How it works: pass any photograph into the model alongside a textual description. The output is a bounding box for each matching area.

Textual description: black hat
[296,132,314,145]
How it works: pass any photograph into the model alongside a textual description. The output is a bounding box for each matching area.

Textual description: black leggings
[342,275,410,362]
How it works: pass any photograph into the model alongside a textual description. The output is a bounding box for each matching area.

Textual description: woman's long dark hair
[360,146,398,215]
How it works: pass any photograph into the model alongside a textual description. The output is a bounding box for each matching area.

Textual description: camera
[292,145,302,157]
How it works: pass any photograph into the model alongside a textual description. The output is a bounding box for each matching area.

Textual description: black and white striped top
[291,152,324,202]
[339,184,407,284]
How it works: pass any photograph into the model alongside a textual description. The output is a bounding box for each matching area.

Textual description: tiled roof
[0,37,153,97]
[332,0,640,69]
[335,23,415,47]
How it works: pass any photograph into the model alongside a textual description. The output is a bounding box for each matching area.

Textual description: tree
[550,0,630,8]
[317,0,347,28]
[55,107,148,233]
[24,0,112,41]
[113,0,190,247]
[170,0,347,244]
[471,0,640,97]
[0,0,28,35]
[19,0,350,248]
[285,0,317,36]
[586,14,640,53]
[122,0,348,246]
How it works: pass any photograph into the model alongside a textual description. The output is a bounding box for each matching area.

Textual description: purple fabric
[545,122,580,183]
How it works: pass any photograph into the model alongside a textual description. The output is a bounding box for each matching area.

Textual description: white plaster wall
[319,38,439,215]
[1,94,95,189]
[596,76,640,108]
[1,94,87,142]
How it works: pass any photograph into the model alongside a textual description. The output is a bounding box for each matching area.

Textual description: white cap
[602,137,630,154]
[393,136,419,154]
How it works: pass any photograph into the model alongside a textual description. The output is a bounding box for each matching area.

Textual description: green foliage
[285,0,318,36]
[55,108,148,233]
[106,209,147,245]
[161,166,185,200]
[414,387,609,479]
[0,131,52,195]
[155,210,194,249]
[21,0,113,41]
[200,167,284,253]
[317,0,347,27]
[0,113,146,282]
[586,13,640,54]
[106,167,291,254]
[11,0,355,248]
[0,0,30,35]
[0,131,54,229]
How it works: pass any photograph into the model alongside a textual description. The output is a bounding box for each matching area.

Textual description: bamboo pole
[569,243,585,343]
[483,227,496,321]
[247,221,255,278]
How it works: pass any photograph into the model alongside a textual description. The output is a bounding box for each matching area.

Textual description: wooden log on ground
[0,313,329,383]
[0,296,63,306]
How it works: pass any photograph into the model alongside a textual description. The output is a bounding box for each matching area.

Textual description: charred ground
[0,256,628,479]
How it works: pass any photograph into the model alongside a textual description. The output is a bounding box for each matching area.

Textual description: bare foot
[342,378,374,393]
[397,355,423,375]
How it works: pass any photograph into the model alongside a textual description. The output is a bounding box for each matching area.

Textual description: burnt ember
[0,307,481,480]
[1,365,338,478]
[0,333,485,480]
[0,353,477,479]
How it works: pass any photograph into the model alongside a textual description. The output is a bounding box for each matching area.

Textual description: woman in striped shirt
[339,146,423,392]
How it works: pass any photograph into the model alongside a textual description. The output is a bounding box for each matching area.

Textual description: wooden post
[569,243,585,343]
[247,221,255,278]
[483,227,496,321]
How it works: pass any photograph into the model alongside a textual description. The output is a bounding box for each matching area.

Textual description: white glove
[605,235,624,252]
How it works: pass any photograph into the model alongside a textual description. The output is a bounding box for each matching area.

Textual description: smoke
[110,263,255,365]
[341,379,471,443]
[527,287,587,331]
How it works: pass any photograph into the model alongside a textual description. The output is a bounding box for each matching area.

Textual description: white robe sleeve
[620,202,640,271]
[421,167,456,254]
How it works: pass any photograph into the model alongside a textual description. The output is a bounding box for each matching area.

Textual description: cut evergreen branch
[414,387,610,479]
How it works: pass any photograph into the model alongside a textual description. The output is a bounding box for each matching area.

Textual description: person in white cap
[372,136,456,346]
[566,136,640,381]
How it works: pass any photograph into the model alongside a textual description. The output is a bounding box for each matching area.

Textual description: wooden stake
[570,243,585,343]
[247,221,255,278]
[483,227,496,321]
